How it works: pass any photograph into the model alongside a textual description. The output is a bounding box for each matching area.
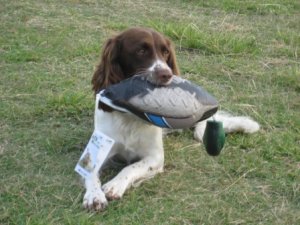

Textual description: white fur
[148,59,172,72]
[194,111,260,142]
[84,97,260,211]
[83,95,164,211]
[83,173,108,211]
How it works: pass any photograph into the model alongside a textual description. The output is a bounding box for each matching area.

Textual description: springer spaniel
[83,27,259,211]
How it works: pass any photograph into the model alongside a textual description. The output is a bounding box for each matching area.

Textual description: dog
[83,27,260,211]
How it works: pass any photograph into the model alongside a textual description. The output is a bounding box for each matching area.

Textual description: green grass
[147,21,259,55]
[1,0,299,224]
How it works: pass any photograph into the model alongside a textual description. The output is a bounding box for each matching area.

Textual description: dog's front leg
[102,155,164,200]
[83,171,108,211]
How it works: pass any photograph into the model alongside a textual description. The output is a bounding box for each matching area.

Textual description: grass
[147,21,259,55]
[0,0,299,224]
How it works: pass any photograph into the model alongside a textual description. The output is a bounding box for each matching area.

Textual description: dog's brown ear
[166,38,180,76]
[92,38,124,94]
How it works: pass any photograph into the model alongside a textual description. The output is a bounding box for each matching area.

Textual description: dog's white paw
[102,178,128,200]
[83,187,108,211]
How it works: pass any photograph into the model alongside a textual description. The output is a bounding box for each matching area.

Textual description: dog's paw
[102,178,127,200]
[194,122,206,142]
[83,187,108,211]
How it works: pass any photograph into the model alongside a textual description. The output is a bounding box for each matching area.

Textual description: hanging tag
[75,130,115,178]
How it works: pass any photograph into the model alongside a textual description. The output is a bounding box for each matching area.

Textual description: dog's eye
[162,49,170,58]
[136,48,146,56]
[162,47,170,55]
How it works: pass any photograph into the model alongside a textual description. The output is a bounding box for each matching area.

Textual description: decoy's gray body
[99,75,218,129]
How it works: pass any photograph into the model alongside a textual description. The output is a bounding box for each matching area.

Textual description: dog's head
[92,27,180,94]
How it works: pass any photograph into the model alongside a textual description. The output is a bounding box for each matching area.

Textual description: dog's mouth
[133,70,174,86]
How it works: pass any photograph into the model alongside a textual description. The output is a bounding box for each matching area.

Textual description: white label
[75,130,115,179]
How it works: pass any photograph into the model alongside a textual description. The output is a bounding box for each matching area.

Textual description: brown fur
[92,27,180,94]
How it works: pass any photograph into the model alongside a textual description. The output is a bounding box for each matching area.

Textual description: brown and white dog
[83,27,259,211]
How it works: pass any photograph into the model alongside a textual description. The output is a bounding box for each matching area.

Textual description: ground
[0,0,299,224]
